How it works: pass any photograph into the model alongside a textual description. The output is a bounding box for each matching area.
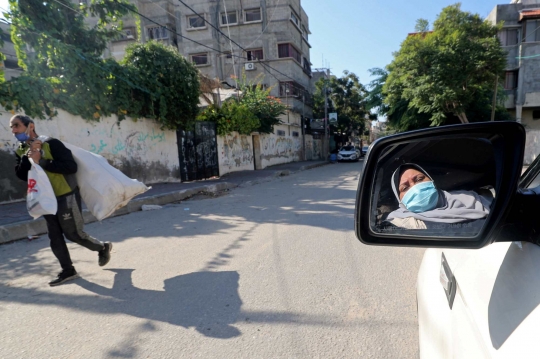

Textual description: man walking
[10,114,113,286]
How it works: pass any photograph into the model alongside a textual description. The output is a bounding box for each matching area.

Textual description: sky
[0,0,505,86]
[302,0,505,85]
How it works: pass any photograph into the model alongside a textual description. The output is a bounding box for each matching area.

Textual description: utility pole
[324,81,329,159]
[302,93,306,161]
[491,75,498,121]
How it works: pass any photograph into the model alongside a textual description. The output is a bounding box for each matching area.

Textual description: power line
[174,0,311,92]
[243,0,282,49]
[116,1,246,61]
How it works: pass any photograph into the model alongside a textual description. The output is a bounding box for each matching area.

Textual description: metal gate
[177,121,219,181]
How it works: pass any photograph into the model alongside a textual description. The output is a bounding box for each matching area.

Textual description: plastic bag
[62,142,150,221]
[27,158,58,219]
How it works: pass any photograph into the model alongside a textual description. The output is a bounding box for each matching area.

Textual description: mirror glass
[369,136,497,238]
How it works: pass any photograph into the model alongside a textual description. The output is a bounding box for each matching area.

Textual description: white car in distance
[337,145,360,162]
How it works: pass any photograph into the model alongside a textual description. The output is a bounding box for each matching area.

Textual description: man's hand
[28,140,43,163]
[28,148,42,163]
[30,140,42,152]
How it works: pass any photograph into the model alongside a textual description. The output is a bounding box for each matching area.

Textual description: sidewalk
[0,160,328,244]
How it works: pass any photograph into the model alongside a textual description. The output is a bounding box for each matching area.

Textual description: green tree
[122,41,200,130]
[239,82,286,134]
[5,0,136,119]
[197,101,259,136]
[384,3,507,128]
[313,71,370,137]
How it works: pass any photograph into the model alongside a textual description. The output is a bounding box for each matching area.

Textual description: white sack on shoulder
[62,142,150,221]
[27,158,58,219]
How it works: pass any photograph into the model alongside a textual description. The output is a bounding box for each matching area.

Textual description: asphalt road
[0,162,425,359]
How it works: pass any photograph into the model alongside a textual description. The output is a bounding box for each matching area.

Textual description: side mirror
[355,122,525,249]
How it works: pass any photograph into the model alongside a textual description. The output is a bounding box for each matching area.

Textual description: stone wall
[217,132,254,175]
[0,109,180,203]
[260,124,302,168]
[522,110,540,165]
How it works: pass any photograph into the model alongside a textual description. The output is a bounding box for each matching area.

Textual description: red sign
[28,179,38,193]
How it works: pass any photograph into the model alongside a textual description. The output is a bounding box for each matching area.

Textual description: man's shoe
[98,242,113,267]
[49,267,79,287]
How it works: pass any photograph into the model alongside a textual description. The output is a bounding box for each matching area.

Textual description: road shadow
[0,168,360,281]
[1,269,242,339]
[488,242,540,349]
[79,269,242,339]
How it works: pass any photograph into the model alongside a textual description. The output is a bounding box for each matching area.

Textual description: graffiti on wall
[220,134,253,170]
[261,135,301,160]
[312,139,322,160]
[86,127,166,159]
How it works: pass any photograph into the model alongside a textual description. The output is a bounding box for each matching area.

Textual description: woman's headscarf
[386,164,492,224]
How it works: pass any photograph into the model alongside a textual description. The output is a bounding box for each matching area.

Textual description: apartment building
[0,22,22,81]
[108,0,313,130]
[488,0,540,163]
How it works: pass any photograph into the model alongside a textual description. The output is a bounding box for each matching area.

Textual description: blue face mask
[401,181,439,213]
[14,132,29,142]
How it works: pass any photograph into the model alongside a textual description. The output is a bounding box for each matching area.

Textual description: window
[292,131,299,137]
[302,25,308,41]
[498,28,519,46]
[191,53,208,66]
[147,26,168,40]
[276,130,286,136]
[524,19,540,42]
[247,48,263,61]
[113,27,136,42]
[221,11,237,25]
[0,32,12,43]
[188,15,206,29]
[222,51,233,63]
[302,57,311,76]
[244,8,261,22]
[278,43,301,63]
[533,110,540,120]
[504,70,518,90]
[290,11,299,27]
[279,81,303,97]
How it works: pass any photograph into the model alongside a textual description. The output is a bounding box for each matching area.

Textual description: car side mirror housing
[355,122,526,249]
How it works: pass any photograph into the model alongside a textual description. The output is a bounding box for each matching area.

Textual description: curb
[0,161,330,244]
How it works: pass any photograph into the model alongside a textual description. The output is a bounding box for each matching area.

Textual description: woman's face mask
[401,181,439,213]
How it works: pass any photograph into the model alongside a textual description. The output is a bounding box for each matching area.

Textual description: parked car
[361,145,369,157]
[354,122,540,358]
[337,145,359,162]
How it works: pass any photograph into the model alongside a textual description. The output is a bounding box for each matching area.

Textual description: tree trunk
[457,112,469,124]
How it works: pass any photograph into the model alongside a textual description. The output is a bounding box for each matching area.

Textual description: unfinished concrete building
[488,0,540,163]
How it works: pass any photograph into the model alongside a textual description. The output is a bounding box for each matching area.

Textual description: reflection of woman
[385,164,493,230]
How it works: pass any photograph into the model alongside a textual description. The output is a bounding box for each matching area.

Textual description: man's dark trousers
[44,190,104,270]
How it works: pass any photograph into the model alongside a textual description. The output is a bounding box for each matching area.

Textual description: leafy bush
[197,101,259,136]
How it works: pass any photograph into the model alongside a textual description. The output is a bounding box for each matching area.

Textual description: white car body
[337,147,359,161]
[418,241,540,358]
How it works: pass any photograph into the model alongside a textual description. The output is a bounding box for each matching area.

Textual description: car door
[420,241,540,359]
[353,122,540,358]
[418,155,540,358]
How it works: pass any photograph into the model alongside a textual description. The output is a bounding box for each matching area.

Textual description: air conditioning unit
[245,62,256,71]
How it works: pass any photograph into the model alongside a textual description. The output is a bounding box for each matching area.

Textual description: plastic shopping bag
[27,158,58,219]
[62,142,150,221]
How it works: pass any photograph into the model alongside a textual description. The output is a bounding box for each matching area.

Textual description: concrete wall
[0,109,180,203]
[260,123,302,168]
[303,134,322,161]
[522,110,540,165]
[217,132,254,176]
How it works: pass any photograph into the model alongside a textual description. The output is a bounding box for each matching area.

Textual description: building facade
[108,0,313,124]
[488,0,540,163]
[105,0,316,167]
